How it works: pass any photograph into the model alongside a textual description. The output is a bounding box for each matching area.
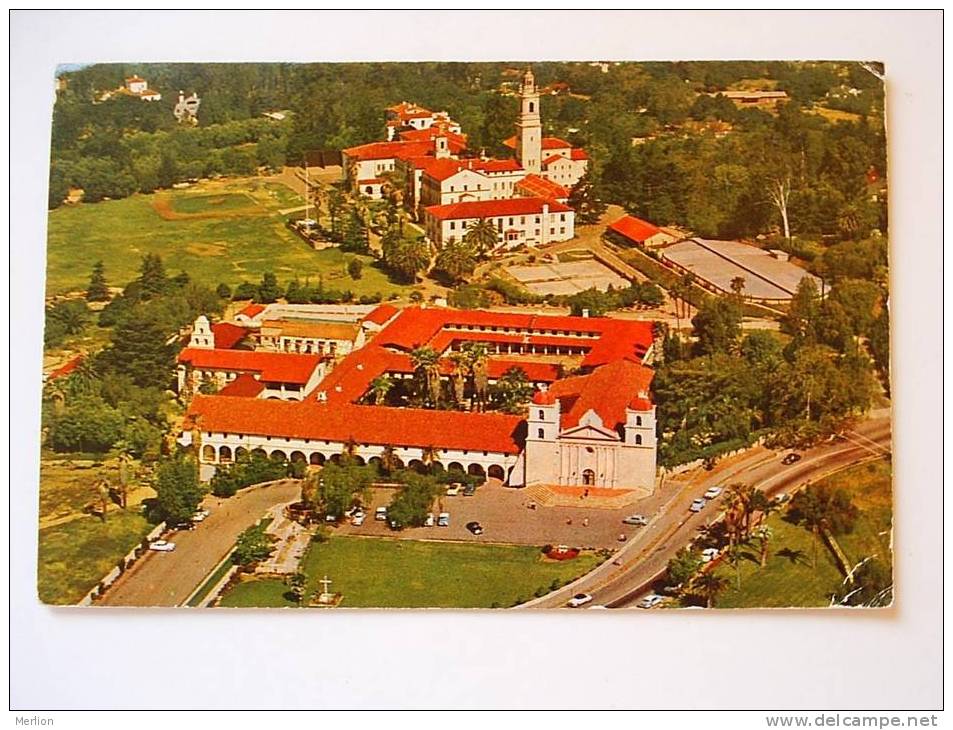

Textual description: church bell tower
[516,68,542,174]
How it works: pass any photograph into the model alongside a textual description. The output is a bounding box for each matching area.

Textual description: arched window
[582,469,595,486]
[537,428,545,439]
[636,416,642,426]
[538,410,545,419]
[529,102,535,113]
[635,434,643,445]
[365,186,373,195]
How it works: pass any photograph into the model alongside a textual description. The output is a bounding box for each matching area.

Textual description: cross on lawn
[319,575,332,597]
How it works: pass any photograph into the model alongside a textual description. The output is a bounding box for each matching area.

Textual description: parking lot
[332,478,686,550]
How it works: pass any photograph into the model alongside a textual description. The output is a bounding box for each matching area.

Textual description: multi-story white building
[385,102,462,140]
[423,196,575,251]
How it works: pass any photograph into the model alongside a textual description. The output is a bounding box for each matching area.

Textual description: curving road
[99,480,300,607]
[520,414,891,609]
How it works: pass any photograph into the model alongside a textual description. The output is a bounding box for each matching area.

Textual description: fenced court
[506,258,630,296]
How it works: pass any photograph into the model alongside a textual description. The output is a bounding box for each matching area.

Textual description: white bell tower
[189,315,214,349]
[516,68,542,174]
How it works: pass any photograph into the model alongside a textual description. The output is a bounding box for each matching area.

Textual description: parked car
[375,507,388,521]
[424,513,435,527]
[388,518,402,531]
[703,486,722,499]
[191,509,209,523]
[149,540,176,552]
[622,514,648,526]
[437,512,450,527]
[466,521,483,535]
[463,483,477,497]
[172,521,194,532]
[782,452,802,465]
[325,514,338,523]
[701,548,720,562]
[351,512,366,526]
[775,492,791,504]
[637,594,664,609]
[567,593,593,608]
[690,498,706,513]
[445,484,462,497]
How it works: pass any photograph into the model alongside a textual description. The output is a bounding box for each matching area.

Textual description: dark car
[782,453,802,465]
[466,521,484,535]
[463,483,477,497]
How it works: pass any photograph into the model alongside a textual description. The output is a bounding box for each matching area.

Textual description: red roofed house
[416,155,527,211]
[606,215,679,248]
[177,316,327,401]
[515,174,570,204]
[122,75,162,101]
[423,196,575,250]
[342,134,466,200]
[180,306,658,489]
[385,102,462,140]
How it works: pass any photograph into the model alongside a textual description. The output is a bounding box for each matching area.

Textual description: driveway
[99,480,301,607]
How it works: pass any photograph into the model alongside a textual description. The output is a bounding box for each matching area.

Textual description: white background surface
[7,10,944,712]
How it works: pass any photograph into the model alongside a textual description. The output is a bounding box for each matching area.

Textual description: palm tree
[693,571,729,608]
[369,375,393,405]
[461,342,490,412]
[448,352,469,407]
[379,445,400,475]
[464,218,499,258]
[755,525,773,567]
[409,346,442,407]
[730,276,746,299]
[421,445,439,474]
[680,273,695,319]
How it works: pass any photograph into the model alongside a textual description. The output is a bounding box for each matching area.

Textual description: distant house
[122,75,162,101]
[710,89,788,108]
[606,215,679,248]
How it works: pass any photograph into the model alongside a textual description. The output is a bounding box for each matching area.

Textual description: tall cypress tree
[86,260,110,302]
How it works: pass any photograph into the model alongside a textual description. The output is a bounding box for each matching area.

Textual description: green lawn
[171,192,259,215]
[219,536,603,608]
[712,459,892,609]
[38,510,155,605]
[45,179,410,298]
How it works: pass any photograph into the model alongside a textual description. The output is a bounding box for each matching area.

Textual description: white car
[690,499,706,513]
[622,514,648,526]
[149,540,176,552]
[703,486,722,499]
[191,509,209,523]
[445,484,462,497]
[351,512,366,526]
[424,513,435,527]
[437,512,450,527]
[375,507,388,521]
[701,547,720,562]
[567,593,593,608]
[637,594,664,609]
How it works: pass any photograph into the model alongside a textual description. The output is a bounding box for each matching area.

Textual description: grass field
[45,176,410,299]
[38,510,154,605]
[712,459,892,609]
[219,536,603,609]
[170,192,259,215]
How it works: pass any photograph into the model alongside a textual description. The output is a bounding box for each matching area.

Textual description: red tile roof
[398,127,467,148]
[607,215,662,244]
[186,397,525,454]
[237,303,267,319]
[516,174,570,200]
[343,140,435,162]
[570,149,589,161]
[217,373,266,398]
[177,348,323,385]
[419,158,466,182]
[212,322,248,350]
[547,360,654,432]
[424,197,572,221]
[362,303,400,326]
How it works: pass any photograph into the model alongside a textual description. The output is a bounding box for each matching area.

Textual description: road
[99,480,301,607]
[519,414,891,609]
